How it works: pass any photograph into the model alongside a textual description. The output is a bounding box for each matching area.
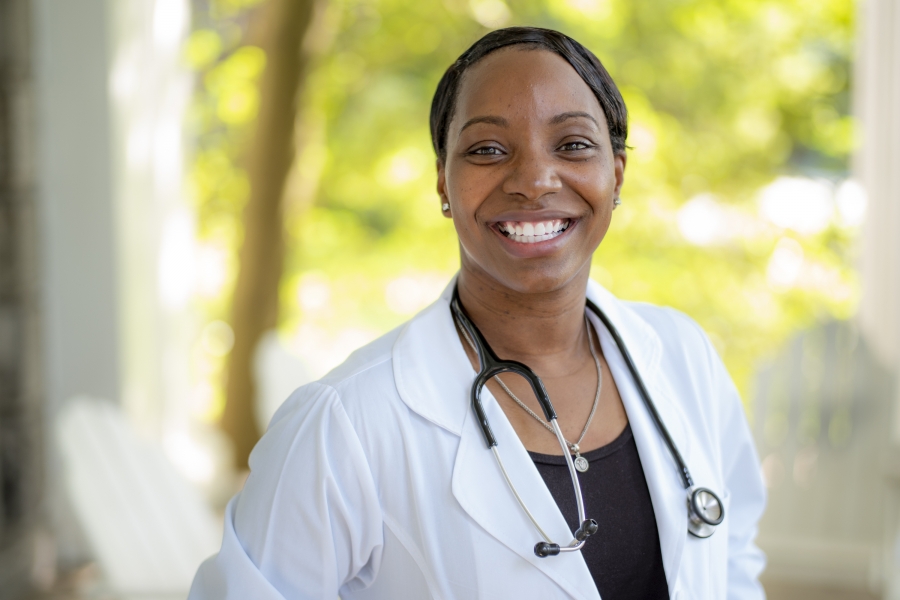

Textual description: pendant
[570,443,589,472]
[574,454,589,473]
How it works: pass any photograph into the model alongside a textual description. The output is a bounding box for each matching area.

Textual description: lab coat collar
[392,277,689,597]
[391,277,472,436]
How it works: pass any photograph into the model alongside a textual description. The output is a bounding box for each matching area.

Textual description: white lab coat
[189,279,767,600]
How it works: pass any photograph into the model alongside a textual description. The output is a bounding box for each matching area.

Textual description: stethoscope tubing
[584,299,694,490]
[453,290,694,490]
[490,444,586,553]
[450,286,723,548]
[451,291,590,551]
[453,295,558,447]
[581,299,724,539]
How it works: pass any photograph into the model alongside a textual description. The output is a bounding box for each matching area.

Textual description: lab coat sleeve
[188,382,384,599]
[699,326,767,600]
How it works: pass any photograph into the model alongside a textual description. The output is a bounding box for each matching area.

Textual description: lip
[488,209,579,224]
[490,217,579,258]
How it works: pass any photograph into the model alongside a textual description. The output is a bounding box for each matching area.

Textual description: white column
[858,0,900,383]
[32,0,119,416]
[850,0,900,594]
[32,0,120,565]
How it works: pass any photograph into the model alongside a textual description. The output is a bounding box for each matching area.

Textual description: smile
[497,219,571,244]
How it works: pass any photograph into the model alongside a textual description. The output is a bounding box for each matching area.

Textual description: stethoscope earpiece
[534,542,561,557]
[687,487,725,538]
[574,518,599,542]
[533,518,596,555]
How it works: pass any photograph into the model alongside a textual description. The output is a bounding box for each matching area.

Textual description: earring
[613,197,622,209]
[442,202,450,212]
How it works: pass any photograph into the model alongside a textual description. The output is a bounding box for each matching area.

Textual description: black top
[529,423,669,599]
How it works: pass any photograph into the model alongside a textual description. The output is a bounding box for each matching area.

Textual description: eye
[559,141,594,152]
[469,145,504,156]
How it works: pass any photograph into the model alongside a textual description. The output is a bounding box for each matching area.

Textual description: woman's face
[438,47,626,295]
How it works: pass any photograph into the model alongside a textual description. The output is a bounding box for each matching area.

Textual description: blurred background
[0,0,898,598]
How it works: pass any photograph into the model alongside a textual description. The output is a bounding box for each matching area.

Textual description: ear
[613,153,627,199]
[436,159,452,218]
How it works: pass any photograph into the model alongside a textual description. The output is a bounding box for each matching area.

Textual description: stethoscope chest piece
[687,487,724,538]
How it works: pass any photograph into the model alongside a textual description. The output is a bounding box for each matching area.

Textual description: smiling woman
[189,27,766,600]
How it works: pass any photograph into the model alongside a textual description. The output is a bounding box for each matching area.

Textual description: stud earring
[613,197,622,209]
[442,202,450,212]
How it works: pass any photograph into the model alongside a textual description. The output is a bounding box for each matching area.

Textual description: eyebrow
[459,115,509,136]
[457,111,599,137]
[549,111,599,126]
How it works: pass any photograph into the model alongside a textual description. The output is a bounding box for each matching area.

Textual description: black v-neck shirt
[528,423,669,599]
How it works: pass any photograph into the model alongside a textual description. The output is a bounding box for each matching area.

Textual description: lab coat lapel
[393,281,598,599]
[452,386,600,600]
[586,281,690,593]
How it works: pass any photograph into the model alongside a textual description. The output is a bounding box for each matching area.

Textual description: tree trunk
[222,0,316,469]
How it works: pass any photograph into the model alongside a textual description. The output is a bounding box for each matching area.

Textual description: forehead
[453,47,604,128]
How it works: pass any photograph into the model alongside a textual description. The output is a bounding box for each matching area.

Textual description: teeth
[498,219,570,244]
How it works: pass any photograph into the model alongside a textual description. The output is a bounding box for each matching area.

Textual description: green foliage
[189,0,858,408]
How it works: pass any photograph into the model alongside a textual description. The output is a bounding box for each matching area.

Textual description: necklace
[457,315,603,473]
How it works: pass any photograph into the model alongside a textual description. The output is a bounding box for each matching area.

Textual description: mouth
[494,219,572,244]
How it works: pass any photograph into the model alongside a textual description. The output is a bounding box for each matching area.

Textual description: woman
[190,27,766,599]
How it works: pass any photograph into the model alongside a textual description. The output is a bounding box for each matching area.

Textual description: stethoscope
[450,287,724,559]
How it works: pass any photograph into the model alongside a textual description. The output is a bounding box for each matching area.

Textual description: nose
[500,146,562,203]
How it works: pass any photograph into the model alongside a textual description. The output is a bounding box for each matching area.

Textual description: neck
[456,264,592,371]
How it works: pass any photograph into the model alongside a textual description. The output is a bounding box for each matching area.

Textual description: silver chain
[456,315,603,455]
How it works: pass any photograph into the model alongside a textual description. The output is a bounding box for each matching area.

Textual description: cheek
[447,171,497,232]
[448,165,490,204]
[447,181,481,238]
[575,162,617,194]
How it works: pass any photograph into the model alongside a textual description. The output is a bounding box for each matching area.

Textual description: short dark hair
[429,27,628,163]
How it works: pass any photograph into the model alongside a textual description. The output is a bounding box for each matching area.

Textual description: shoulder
[625,301,714,360]
[619,299,742,443]
[586,279,724,402]
[587,278,713,364]
[320,323,403,389]
[268,323,406,431]
[249,324,409,496]
[615,298,729,407]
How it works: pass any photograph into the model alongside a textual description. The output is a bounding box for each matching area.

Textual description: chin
[459,236,596,297]
[488,259,589,296]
